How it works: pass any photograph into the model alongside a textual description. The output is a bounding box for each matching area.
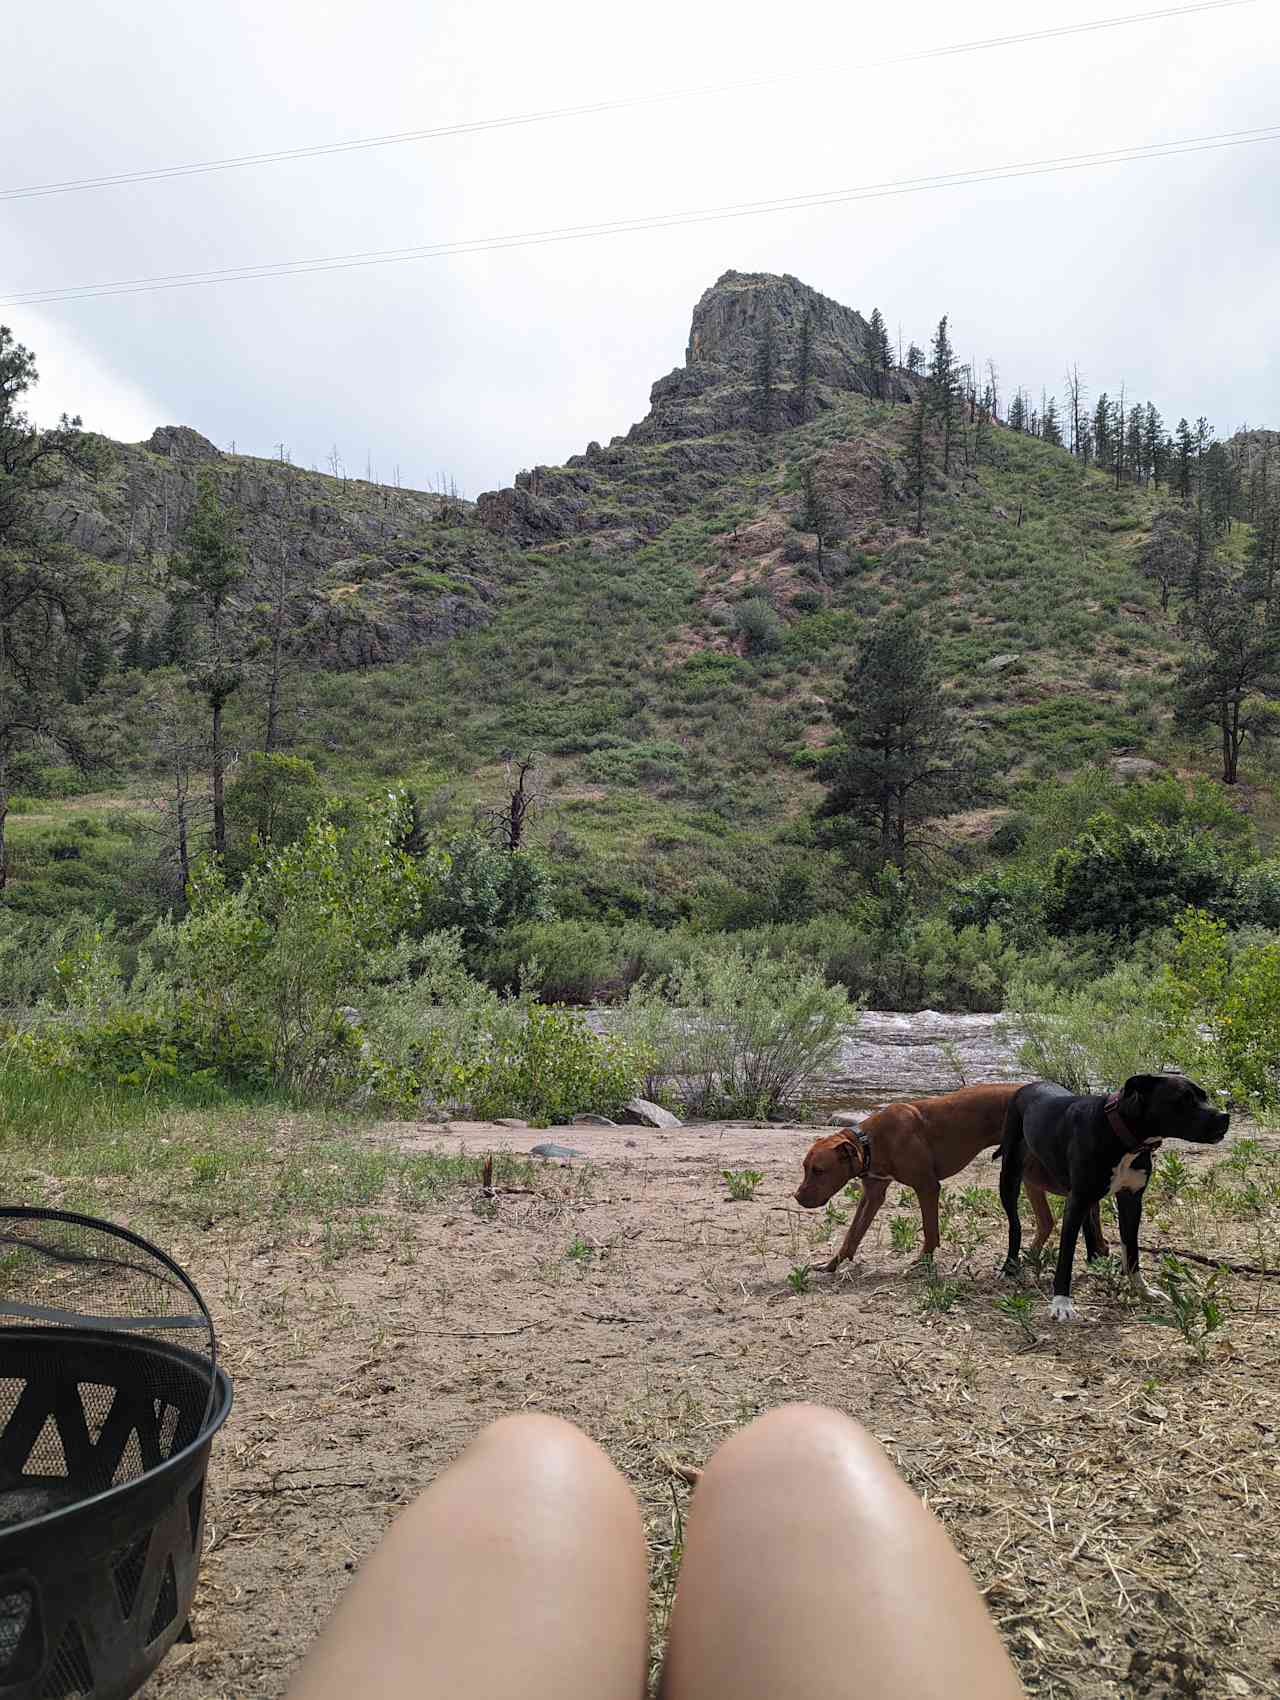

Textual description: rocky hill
[25,268,1271,921]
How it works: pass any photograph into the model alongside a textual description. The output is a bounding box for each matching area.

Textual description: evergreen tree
[905,393,931,536]
[1174,418,1195,501]
[1140,507,1195,612]
[1007,390,1027,434]
[905,343,925,377]
[1203,441,1235,532]
[973,386,994,466]
[816,612,986,869]
[171,470,246,860]
[1246,497,1280,602]
[792,307,814,424]
[928,316,959,474]
[866,307,892,399]
[1093,393,1113,473]
[752,312,778,436]
[795,461,840,575]
[1126,406,1144,485]
[1144,404,1165,490]
[1175,585,1280,784]
[1041,395,1063,447]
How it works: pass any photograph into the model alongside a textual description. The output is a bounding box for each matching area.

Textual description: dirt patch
[137,1119,1280,1699]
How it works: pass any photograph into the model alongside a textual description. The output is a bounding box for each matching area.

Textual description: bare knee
[461,1413,629,1495]
[700,1404,888,1496]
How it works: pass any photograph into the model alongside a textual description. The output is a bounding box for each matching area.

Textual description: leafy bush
[462,1004,646,1124]
[1006,961,1170,1093]
[1154,910,1280,1111]
[1044,817,1241,940]
[633,947,855,1118]
[733,598,784,656]
[580,740,689,787]
[418,834,553,949]
[476,919,694,1004]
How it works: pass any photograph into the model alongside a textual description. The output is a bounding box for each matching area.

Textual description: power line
[4,123,1277,310]
[0,0,1262,204]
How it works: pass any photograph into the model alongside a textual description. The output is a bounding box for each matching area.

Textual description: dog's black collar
[846,1127,888,1181]
[1104,1092,1160,1154]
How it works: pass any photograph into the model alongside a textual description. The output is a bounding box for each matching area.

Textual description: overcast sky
[4,0,1277,497]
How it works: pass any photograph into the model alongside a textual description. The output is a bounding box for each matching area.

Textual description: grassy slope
[8,397,1266,918]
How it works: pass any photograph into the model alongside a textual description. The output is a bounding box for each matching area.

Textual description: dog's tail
[993,1089,1026,1164]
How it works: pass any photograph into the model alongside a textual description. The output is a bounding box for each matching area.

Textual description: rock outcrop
[477,270,919,543]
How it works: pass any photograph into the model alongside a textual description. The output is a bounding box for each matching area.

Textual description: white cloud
[4,0,1276,489]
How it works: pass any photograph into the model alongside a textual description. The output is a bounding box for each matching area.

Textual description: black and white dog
[998,1075,1229,1322]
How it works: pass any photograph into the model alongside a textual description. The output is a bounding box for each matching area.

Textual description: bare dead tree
[478,752,547,852]
[142,685,221,896]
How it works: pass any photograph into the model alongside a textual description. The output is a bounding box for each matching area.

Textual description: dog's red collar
[1104,1092,1160,1154]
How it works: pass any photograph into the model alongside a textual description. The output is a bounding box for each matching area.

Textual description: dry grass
[2,1101,1278,1698]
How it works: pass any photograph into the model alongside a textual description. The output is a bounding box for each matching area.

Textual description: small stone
[529,1143,588,1161]
[494,1118,529,1129]
[618,1099,683,1130]
[1225,1677,1250,1697]
[572,1114,618,1127]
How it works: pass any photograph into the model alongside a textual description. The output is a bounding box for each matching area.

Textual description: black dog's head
[1117,1074,1230,1145]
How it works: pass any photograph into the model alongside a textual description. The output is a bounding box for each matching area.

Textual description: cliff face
[475,270,918,543]
[42,428,513,668]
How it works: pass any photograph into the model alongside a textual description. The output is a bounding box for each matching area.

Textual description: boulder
[618,1098,683,1130]
[1112,756,1161,780]
[829,1110,868,1127]
[572,1114,619,1127]
[530,1142,588,1161]
[145,425,221,460]
[982,653,1020,673]
[494,1118,529,1130]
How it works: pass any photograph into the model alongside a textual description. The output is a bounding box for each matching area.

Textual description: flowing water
[813,1010,1026,1112]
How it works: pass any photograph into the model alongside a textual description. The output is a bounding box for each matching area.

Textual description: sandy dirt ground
[143,1117,1280,1700]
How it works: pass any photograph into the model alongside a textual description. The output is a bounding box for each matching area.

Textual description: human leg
[286,1413,648,1700]
[660,1404,1023,1700]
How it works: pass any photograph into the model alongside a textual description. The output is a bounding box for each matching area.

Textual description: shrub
[733,598,784,656]
[418,834,554,949]
[1005,961,1170,1094]
[465,1004,647,1124]
[642,947,855,1118]
[1154,910,1280,1111]
[1044,817,1241,940]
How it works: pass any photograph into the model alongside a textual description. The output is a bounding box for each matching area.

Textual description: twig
[1150,1244,1280,1279]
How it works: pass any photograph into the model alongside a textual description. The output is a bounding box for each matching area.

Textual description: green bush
[733,598,784,656]
[1045,817,1242,940]
[1155,910,1280,1111]
[1006,961,1170,1094]
[418,835,554,949]
[476,919,694,1004]
[467,1004,646,1124]
[629,947,855,1118]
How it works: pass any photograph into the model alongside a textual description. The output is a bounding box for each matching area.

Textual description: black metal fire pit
[0,1209,232,1700]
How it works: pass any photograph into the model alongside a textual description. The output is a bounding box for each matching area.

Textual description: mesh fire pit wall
[0,1209,232,1700]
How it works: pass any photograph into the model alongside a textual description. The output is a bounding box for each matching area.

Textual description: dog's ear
[831,1132,859,1162]
[1119,1075,1163,1119]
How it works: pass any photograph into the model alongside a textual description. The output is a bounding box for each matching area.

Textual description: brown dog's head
[1115,1073,1230,1145]
[795,1131,867,1208]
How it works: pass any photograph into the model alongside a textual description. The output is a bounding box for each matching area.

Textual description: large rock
[618,1098,683,1130]
[145,425,221,460]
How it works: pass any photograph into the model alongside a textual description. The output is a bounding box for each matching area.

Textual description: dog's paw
[1047,1295,1079,1324]
[912,1251,936,1269]
[821,1256,843,1276]
[1130,1275,1163,1303]
[1001,1258,1020,1279]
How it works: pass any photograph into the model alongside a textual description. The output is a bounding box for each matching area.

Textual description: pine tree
[1126,406,1144,485]
[816,612,987,870]
[905,343,925,377]
[974,386,994,466]
[171,470,246,860]
[1093,394,1113,474]
[905,393,931,536]
[1144,404,1165,490]
[1041,395,1062,447]
[796,461,840,575]
[928,316,959,474]
[1008,390,1027,434]
[1247,497,1280,602]
[1140,507,1195,611]
[1175,586,1280,784]
[793,307,814,424]
[1174,418,1195,501]
[752,312,778,436]
[866,307,892,399]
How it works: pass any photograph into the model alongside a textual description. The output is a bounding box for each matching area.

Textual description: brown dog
[795,1083,1105,1272]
